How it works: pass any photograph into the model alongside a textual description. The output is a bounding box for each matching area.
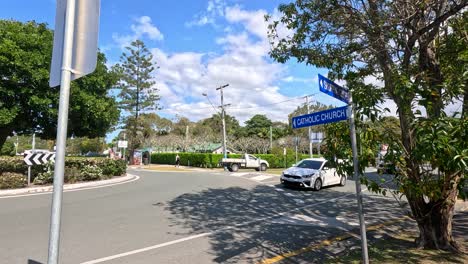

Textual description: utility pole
[269,126,273,151]
[306,96,313,158]
[185,125,189,152]
[216,84,229,162]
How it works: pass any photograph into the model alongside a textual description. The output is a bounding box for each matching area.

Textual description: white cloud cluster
[113,16,163,49]
[148,4,305,123]
[185,0,227,27]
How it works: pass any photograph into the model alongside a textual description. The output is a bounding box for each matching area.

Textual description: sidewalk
[0,174,138,197]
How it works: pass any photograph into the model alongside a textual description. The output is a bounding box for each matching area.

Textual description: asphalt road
[0,168,411,264]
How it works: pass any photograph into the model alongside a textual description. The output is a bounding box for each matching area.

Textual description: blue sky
[2,0,355,141]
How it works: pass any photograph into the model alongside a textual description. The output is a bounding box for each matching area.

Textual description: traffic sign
[49,0,101,87]
[292,106,348,129]
[118,140,128,148]
[318,74,349,104]
[24,152,56,166]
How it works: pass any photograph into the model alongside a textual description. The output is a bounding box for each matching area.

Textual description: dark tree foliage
[0,20,119,149]
[268,0,467,251]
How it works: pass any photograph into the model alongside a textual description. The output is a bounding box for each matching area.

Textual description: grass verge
[326,230,467,264]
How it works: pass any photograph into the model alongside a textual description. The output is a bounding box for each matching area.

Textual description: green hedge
[150,153,313,168]
[0,156,127,187]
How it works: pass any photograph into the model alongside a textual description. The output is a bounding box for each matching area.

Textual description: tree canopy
[268,0,467,251]
[0,20,119,149]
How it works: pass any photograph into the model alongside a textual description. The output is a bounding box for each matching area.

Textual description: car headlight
[303,174,315,178]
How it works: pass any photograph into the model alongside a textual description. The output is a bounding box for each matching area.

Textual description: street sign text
[318,74,349,104]
[292,106,348,129]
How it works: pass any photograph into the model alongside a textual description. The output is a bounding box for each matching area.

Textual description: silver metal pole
[270,126,273,151]
[32,133,36,151]
[306,96,312,158]
[48,0,76,263]
[27,166,31,185]
[216,84,229,166]
[349,94,369,264]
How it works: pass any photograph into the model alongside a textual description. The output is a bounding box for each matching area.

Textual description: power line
[226,93,318,110]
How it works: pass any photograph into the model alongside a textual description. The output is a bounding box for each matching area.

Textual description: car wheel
[340,176,346,186]
[231,164,239,172]
[313,178,322,191]
[260,163,267,171]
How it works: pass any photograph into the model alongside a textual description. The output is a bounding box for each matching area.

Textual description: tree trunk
[407,187,461,252]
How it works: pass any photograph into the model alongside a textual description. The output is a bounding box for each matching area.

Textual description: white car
[280,158,346,190]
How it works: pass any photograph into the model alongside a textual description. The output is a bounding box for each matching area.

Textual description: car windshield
[295,160,323,170]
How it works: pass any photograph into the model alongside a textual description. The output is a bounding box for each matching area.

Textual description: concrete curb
[0,174,138,197]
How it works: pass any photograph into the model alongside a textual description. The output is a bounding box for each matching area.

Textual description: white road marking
[0,175,140,199]
[230,172,250,177]
[275,188,284,192]
[81,191,357,263]
[81,232,211,264]
[250,175,273,181]
[293,199,304,204]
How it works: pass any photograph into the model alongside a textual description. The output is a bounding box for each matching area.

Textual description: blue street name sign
[292,106,348,129]
[318,74,349,104]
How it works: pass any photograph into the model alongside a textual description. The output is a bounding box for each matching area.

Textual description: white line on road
[230,172,250,177]
[0,175,140,199]
[293,199,305,204]
[81,190,358,263]
[81,232,211,264]
[250,175,273,181]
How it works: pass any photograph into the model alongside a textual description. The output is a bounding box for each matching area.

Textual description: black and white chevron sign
[24,152,56,166]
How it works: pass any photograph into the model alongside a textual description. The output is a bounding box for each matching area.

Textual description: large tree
[245,114,273,138]
[268,0,467,251]
[0,20,119,149]
[114,40,160,164]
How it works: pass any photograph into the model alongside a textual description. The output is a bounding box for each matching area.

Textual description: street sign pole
[349,94,369,264]
[48,0,76,263]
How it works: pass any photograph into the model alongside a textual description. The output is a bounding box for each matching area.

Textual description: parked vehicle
[220,154,269,172]
[280,158,346,190]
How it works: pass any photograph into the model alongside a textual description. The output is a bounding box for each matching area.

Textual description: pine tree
[114,40,160,164]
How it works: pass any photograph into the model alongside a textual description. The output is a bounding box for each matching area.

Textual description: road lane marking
[0,175,140,199]
[230,172,250,177]
[81,191,358,263]
[250,175,273,181]
[258,216,410,264]
[81,232,212,264]
[293,199,304,204]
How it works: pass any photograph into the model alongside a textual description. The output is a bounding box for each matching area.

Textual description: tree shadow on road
[164,183,412,263]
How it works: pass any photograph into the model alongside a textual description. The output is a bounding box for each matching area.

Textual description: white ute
[220,154,269,172]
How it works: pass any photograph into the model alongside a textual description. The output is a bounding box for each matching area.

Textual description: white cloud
[112,16,163,49]
[186,0,227,27]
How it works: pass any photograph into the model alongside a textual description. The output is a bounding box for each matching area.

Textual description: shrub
[79,164,103,181]
[150,152,311,168]
[0,172,27,189]
[100,159,126,177]
[33,161,54,185]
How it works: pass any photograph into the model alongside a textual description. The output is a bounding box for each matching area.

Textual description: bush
[1,156,127,186]
[0,172,27,189]
[150,152,312,168]
[79,164,103,181]
[33,161,54,185]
